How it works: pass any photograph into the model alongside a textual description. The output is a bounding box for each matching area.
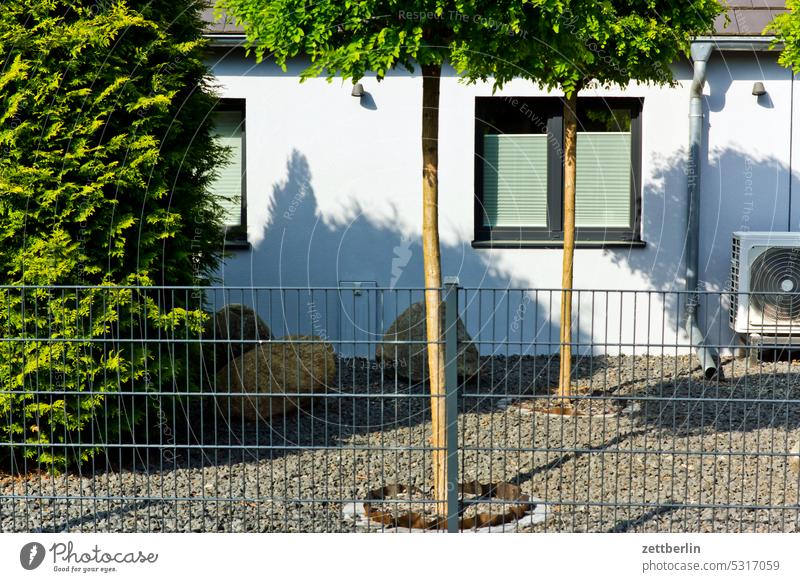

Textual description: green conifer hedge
[0,0,227,472]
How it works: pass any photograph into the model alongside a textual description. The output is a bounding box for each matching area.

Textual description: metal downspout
[686,42,721,379]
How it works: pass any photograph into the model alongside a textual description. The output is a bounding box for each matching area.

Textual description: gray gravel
[3,354,800,532]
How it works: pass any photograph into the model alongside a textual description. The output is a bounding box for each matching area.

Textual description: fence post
[443,276,460,533]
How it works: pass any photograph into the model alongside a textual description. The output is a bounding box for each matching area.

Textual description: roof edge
[205,33,247,47]
[203,34,782,52]
[694,35,780,50]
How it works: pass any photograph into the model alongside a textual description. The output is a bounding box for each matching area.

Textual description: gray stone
[211,304,272,365]
[376,301,479,382]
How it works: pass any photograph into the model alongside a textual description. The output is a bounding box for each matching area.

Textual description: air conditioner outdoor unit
[729,231,800,337]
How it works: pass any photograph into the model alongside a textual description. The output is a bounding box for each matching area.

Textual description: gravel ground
[3,353,800,533]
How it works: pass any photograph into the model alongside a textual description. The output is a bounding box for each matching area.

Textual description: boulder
[211,304,272,365]
[216,335,336,421]
[791,442,800,474]
[376,301,479,382]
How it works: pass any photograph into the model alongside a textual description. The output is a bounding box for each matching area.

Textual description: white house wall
[207,49,795,357]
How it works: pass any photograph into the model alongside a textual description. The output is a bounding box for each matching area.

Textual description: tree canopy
[219,0,721,94]
[771,0,800,72]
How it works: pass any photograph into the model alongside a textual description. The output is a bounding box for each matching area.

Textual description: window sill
[471,239,646,249]
[224,239,251,250]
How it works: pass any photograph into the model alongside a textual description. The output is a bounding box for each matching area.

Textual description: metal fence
[1,284,800,532]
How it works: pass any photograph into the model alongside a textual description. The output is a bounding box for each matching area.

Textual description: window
[210,99,247,243]
[474,97,643,247]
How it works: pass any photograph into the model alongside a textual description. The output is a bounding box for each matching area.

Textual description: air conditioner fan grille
[750,247,800,324]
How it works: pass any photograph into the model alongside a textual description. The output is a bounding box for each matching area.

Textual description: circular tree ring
[361,481,539,531]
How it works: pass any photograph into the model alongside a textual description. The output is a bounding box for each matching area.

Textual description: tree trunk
[557,91,578,404]
[421,63,446,518]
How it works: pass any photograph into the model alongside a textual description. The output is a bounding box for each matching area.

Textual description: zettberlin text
[642,542,701,554]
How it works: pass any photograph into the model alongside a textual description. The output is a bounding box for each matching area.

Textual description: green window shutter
[575,132,631,228]
[210,110,243,227]
[482,134,548,227]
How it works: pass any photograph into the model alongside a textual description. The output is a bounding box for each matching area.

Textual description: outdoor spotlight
[752,81,767,96]
[351,83,365,97]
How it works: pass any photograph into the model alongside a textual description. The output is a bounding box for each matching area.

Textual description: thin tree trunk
[557,91,578,405]
[421,63,447,518]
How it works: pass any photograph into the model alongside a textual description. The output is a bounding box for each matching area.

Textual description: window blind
[575,132,631,228]
[482,134,548,227]
[210,110,244,228]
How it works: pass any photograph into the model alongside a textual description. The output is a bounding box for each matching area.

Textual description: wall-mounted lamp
[752,81,767,97]
[351,83,365,97]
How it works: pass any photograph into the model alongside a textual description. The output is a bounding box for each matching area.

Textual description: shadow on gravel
[184,357,434,469]
[60,355,800,474]
[472,352,800,436]
[631,360,800,435]
[607,503,683,533]
[32,499,159,533]
[506,428,651,488]
[169,353,608,471]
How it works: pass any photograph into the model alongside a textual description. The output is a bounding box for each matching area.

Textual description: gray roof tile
[715,12,741,34]
[716,2,788,35]
[201,5,244,34]
[200,2,788,38]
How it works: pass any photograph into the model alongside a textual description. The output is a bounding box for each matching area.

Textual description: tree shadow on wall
[605,146,792,357]
[220,148,592,361]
